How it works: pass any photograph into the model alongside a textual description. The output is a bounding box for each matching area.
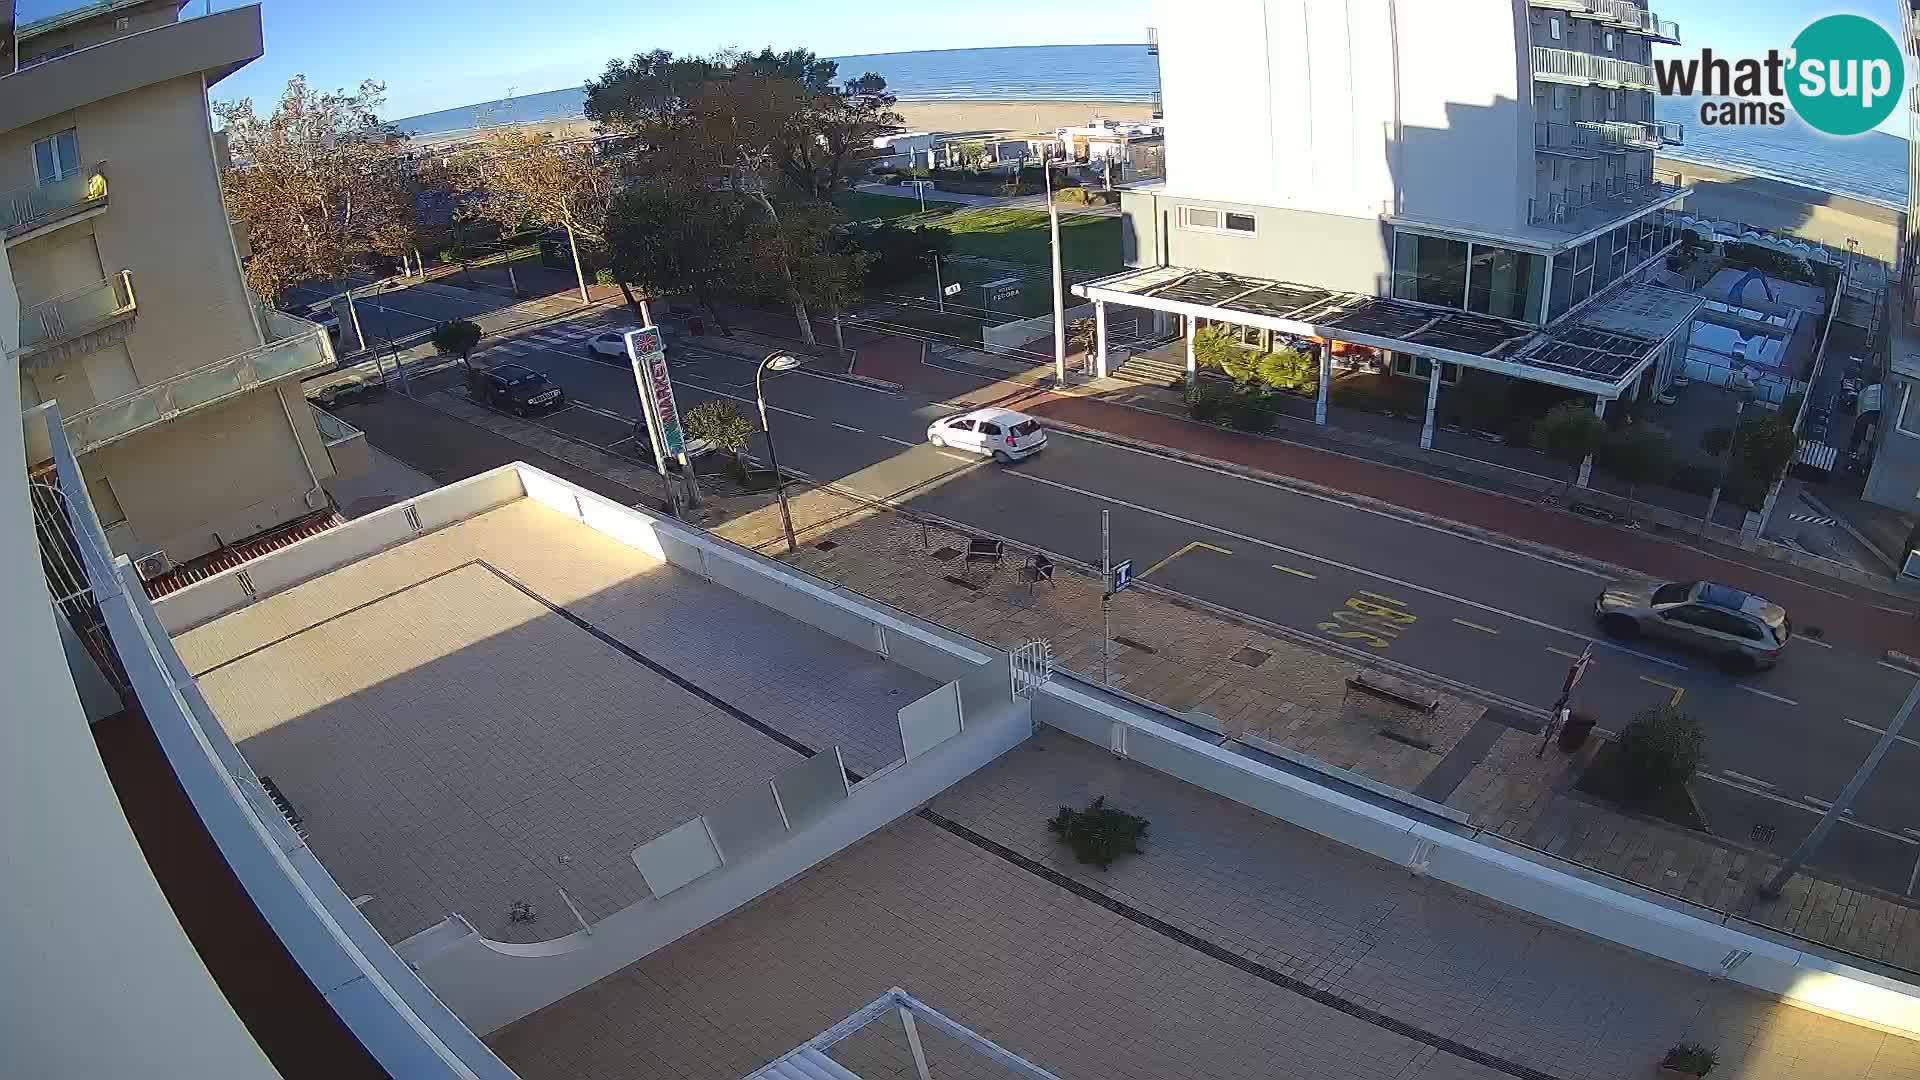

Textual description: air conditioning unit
[133,550,172,581]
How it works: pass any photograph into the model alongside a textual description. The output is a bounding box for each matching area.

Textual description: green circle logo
[1786,14,1904,136]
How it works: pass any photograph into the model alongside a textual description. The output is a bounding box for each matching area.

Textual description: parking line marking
[1452,618,1499,634]
[1272,564,1317,580]
[1639,676,1685,707]
[1357,590,1405,607]
[1546,646,1582,660]
[1844,718,1920,749]
[1721,770,1775,789]
[1695,773,1916,844]
[1138,541,1233,581]
[1738,686,1799,707]
[832,422,864,433]
[1005,471,1688,670]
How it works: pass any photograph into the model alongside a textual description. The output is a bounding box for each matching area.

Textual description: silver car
[1594,579,1790,671]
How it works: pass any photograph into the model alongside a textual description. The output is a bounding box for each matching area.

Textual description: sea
[391,43,1909,209]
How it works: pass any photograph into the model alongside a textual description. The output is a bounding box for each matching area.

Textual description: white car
[584,330,628,361]
[927,407,1047,462]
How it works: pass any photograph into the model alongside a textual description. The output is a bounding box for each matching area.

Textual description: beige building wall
[16,0,183,62]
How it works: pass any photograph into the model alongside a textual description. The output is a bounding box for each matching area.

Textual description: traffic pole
[1101,508,1111,684]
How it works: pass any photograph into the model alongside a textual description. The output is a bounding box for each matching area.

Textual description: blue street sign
[1110,559,1133,595]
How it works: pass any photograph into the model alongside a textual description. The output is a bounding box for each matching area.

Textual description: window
[1551,159,1563,181]
[1467,245,1544,322]
[1179,206,1255,236]
[1570,238,1596,308]
[978,422,1002,436]
[947,418,976,432]
[1549,16,1561,40]
[20,44,73,69]
[1651,581,1693,606]
[1604,31,1615,51]
[1392,232,1469,309]
[1552,85,1566,112]
[32,128,79,185]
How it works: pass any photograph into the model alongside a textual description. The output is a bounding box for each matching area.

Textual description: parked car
[926,408,1047,463]
[1594,579,1790,670]
[304,303,341,338]
[473,364,565,416]
[307,378,380,408]
[585,330,628,361]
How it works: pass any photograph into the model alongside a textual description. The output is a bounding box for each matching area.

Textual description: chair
[1023,552,1055,595]
[963,537,1004,580]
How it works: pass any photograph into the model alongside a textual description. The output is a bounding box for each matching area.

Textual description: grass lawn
[941,208,1123,272]
[834,189,931,221]
[1575,739,1706,830]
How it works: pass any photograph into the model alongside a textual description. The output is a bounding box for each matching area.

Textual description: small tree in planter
[1616,704,1706,799]
[1661,1042,1718,1077]
[1532,402,1608,500]
[1067,317,1097,359]
[1048,796,1148,870]
[433,318,483,370]
[682,400,756,485]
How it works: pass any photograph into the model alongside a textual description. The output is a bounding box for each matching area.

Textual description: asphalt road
[421,314,1920,898]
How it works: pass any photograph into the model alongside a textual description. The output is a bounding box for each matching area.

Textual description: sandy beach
[893,98,1156,137]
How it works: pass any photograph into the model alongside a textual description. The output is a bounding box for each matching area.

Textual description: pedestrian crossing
[471,319,619,360]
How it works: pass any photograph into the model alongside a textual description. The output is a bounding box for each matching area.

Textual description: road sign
[943,282,962,297]
[1110,559,1133,595]
[624,326,684,457]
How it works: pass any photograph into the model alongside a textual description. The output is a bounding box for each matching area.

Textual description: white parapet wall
[982,301,1094,356]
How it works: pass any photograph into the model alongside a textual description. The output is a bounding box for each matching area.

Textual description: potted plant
[1661,1042,1717,1078]
[1047,796,1148,870]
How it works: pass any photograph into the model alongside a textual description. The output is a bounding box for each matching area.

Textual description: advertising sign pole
[625,327,685,520]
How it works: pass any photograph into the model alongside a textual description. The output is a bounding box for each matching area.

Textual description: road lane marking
[669,377,817,420]
[832,422,864,433]
[1796,636,1833,649]
[1273,564,1317,580]
[1358,590,1405,607]
[1737,686,1799,707]
[1803,795,1837,810]
[1452,618,1499,634]
[1546,646,1582,660]
[1005,471,1689,670]
[877,434,917,447]
[1844,718,1920,749]
[1139,541,1233,581]
[1881,660,1920,676]
[1639,676,1686,707]
[1695,773,1917,845]
[572,401,635,423]
[1721,770,1774,789]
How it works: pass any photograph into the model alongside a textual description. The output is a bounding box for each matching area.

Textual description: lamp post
[758,351,803,554]
[1044,157,1067,385]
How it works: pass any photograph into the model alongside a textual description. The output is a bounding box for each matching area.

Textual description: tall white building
[1079,0,1700,459]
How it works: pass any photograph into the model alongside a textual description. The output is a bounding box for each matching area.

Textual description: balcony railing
[1528,176,1683,233]
[1576,120,1662,151]
[1532,46,1656,90]
[15,270,136,358]
[1,162,108,240]
[62,320,335,456]
[310,402,362,445]
[1532,0,1679,42]
[1535,122,1604,157]
[1649,119,1684,145]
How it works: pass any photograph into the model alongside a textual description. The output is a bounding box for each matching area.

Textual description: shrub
[1662,1042,1718,1077]
[1256,348,1316,395]
[1185,380,1229,423]
[1047,796,1149,870]
[432,318,482,363]
[1227,393,1278,433]
[1614,704,1706,798]
[1053,186,1090,205]
[595,267,617,286]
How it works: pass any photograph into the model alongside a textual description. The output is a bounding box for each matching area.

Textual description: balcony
[1535,122,1604,158]
[14,270,137,363]
[2,162,108,244]
[311,403,369,483]
[1531,0,1680,43]
[61,318,335,456]
[1533,46,1656,91]
[1575,120,1669,151]
[1528,176,1684,234]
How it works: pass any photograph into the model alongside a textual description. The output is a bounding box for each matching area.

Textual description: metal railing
[1576,119,1662,151]
[1528,176,1680,230]
[1649,119,1684,145]
[1534,122,1603,156]
[15,270,136,356]
[1535,0,1679,41]
[62,321,334,456]
[310,402,362,445]
[1532,46,1656,90]
[1,162,107,237]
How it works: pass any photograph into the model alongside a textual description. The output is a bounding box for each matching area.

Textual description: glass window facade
[1392,232,1469,307]
[1466,246,1544,322]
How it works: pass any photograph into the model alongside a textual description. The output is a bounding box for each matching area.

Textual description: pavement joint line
[1697,772,1915,843]
[1721,770,1775,790]
[1844,717,1920,750]
[1004,469,1690,671]
[1357,589,1406,607]
[1273,564,1317,580]
[1737,685,1799,707]
[1638,675,1686,707]
[1452,618,1499,634]
[1138,541,1234,581]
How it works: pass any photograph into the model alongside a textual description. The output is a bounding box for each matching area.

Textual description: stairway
[1107,348,1189,387]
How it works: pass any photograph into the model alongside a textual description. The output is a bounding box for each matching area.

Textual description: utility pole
[1101,508,1111,684]
[1761,678,1920,898]
[931,254,946,313]
[1046,159,1067,385]
[564,222,590,305]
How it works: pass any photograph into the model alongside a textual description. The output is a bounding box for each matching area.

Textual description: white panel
[898,682,964,760]
[771,750,850,828]
[411,466,525,531]
[703,784,789,863]
[631,818,723,898]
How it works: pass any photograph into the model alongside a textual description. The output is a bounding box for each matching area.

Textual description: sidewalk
[848,342,1920,659]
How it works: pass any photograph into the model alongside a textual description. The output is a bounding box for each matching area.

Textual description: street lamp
[758,352,803,554]
[1043,157,1068,385]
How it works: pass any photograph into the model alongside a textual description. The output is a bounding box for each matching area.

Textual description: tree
[1614,704,1706,797]
[734,50,903,201]
[433,319,482,368]
[1700,426,1733,459]
[1256,348,1316,395]
[458,127,617,305]
[757,205,871,351]
[1067,318,1097,357]
[1531,401,1608,498]
[1731,409,1797,496]
[215,77,414,303]
[682,400,756,483]
[854,221,951,287]
[1599,424,1671,519]
[605,184,755,334]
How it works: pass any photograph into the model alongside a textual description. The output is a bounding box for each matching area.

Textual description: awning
[1075,266,1664,397]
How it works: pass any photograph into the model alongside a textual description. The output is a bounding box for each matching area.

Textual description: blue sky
[21,1,1913,130]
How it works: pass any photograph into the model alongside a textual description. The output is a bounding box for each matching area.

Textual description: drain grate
[813,540,839,551]
[1751,823,1777,844]
[931,546,962,561]
[1233,646,1270,668]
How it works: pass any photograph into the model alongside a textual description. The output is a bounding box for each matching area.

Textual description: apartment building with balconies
[3,0,349,577]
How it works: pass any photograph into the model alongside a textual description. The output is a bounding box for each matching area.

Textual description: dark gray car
[1594,579,1789,670]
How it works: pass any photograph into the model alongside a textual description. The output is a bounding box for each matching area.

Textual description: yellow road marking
[1138,540,1233,580]
[1357,589,1406,607]
[1546,646,1583,660]
[1639,675,1686,707]
[1452,618,1499,634]
[1272,564,1317,580]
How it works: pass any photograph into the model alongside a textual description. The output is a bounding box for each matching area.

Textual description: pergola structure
[743,988,1064,1080]
[1073,267,1679,466]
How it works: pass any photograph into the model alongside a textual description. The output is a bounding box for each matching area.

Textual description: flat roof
[175,496,929,946]
[1576,283,1705,342]
[1077,267,1665,395]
